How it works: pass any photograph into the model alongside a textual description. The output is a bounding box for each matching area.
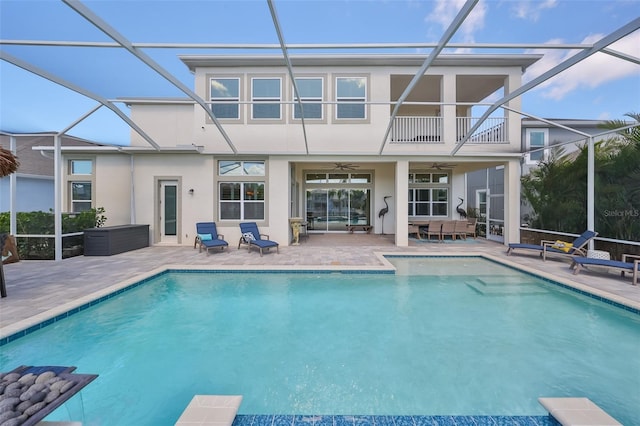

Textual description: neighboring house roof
[0,134,105,177]
[522,118,612,128]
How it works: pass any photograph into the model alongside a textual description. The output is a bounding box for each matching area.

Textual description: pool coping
[2,251,639,343]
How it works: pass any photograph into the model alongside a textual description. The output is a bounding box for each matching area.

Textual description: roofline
[521,118,619,127]
[179,53,543,72]
[0,131,104,145]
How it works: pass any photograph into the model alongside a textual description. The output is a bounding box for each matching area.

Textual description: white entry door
[159,180,178,243]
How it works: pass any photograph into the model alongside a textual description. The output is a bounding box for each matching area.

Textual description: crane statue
[378,196,392,235]
[456,197,468,219]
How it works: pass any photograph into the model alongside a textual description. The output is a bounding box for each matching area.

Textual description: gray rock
[49,380,68,392]
[45,376,62,385]
[23,400,46,417]
[16,399,32,413]
[0,397,19,414]
[44,389,60,403]
[59,380,75,394]
[0,410,19,424]
[0,374,20,384]
[17,373,36,386]
[35,371,57,384]
[29,391,46,404]
[0,414,28,426]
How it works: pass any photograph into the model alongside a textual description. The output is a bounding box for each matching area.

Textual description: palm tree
[0,147,19,177]
[595,113,640,241]
[521,112,640,242]
[0,147,18,297]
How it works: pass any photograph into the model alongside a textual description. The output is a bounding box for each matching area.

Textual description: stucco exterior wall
[130,104,195,148]
[94,155,133,226]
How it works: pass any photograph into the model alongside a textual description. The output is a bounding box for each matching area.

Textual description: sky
[1,0,639,145]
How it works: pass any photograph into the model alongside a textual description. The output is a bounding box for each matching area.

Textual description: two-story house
[43,53,541,247]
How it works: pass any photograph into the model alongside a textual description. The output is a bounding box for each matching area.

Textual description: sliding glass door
[306,188,371,232]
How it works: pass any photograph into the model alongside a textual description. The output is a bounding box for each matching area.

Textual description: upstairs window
[526,128,548,164]
[252,78,281,119]
[210,78,240,119]
[336,76,367,120]
[293,77,323,120]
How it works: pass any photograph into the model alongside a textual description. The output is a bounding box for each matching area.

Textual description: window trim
[249,75,284,123]
[215,159,268,223]
[209,76,242,121]
[291,76,326,123]
[332,74,370,123]
[408,171,450,218]
[66,158,95,213]
[525,128,548,164]
[206,74,244,123]
[218,181,265,221]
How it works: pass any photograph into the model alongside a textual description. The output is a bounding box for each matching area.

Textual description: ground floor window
[219,182,265,220]
[67,158,93,213]
[408,188,448,217]
[70,181,92,212]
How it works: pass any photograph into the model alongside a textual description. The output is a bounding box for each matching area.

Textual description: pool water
[1,257,638,425]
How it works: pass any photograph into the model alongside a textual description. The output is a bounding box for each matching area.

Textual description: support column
[269,157,291,245]
[503,159,521,245]
[587,136,595,250]
[504,73,522,145]
[441,74,457,144]
[9,136,17,236]
[54,135,62,261]
[395,160,409,247]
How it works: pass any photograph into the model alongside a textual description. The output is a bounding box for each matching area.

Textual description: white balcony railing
[390,116,442,143]
[391,116,508,144]
[456,117,507,144]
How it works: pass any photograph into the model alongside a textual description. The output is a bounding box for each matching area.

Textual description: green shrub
[0,207,107,260]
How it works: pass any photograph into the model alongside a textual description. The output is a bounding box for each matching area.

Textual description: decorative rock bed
[0,366,97,426]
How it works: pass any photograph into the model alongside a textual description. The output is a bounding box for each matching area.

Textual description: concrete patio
[1,234,639,340]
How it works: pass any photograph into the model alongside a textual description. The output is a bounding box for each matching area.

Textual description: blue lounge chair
[571,254,639,285]
[506,230,597,261]
[194,222,228,254]
[238,222,279,256]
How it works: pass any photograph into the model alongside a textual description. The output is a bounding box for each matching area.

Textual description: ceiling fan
[326,162,359,171]
[429,162,457,170]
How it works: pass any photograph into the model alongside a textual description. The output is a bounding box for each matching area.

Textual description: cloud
[524,31,640,100]
[512,0,557,22]
[425,0,486,52]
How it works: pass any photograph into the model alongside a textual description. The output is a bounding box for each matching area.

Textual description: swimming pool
[1,257,638,425]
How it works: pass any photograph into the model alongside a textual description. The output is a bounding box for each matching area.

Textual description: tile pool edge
[0,264,395,343]
[2,253,638,343]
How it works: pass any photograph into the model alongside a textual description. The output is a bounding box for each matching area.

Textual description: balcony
[390,116,442,143]
[456,117,508,144]
[390,116,508,144]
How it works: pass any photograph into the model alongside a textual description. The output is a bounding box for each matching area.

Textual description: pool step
[466,276,548,295]
[538,397,621,426]
[175,395,242,426]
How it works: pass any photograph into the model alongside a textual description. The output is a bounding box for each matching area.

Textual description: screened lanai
[1,0,639,260]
